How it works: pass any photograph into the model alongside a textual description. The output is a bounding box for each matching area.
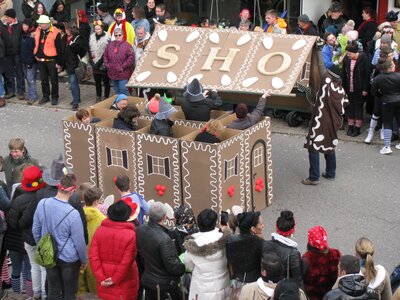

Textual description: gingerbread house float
[63,26,317,214]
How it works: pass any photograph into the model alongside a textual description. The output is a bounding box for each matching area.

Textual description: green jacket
[0,149,39,194]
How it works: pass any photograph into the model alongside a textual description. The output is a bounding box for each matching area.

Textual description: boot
[352,126,361,137]
[364,129,374,144]
[347,125,354,136]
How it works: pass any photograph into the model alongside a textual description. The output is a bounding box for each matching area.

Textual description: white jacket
[184,228,231,300]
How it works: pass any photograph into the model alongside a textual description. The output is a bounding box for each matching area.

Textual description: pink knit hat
[346,30,359,41]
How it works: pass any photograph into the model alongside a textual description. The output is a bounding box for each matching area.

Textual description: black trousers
[37,60,59,101]
[144,285,181,300]
[347,91,364,120]
[46,259,80,300]
[382,102,400,129]
[93,72,110,98]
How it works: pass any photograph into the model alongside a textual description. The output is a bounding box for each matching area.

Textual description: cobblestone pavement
[5,76,384,146]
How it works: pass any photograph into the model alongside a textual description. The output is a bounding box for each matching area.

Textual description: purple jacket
[104,40,135,80]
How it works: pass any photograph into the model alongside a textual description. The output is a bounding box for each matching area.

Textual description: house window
[253,146,263,168]
[147,155,170,178]
[106,147,128,170]
[224,155,238,181]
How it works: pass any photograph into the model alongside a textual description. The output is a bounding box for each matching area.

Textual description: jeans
[22,63,38,101]
[93,72,110,98]
[46,259,80,300]
[308,149,336,181]
[112,79,129,95]
[8,250,31,279]
[37,60,59,101]
[67,72,81,105]
[0,75,4,97]
[5,55,25,95]
[25,243,46,298]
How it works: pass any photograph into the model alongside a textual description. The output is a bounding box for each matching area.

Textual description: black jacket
[1,22,23,56]
[294,21,319,36]
[263,238,303,287]
[79,22,91,43]
[137,220,185,289]
[194,131,221,144]
[112,117,137,131]
[181,92,222,122]
[22,2,35,18]
[4,187,26,254]
[150,119,174,137]
[358,20,377,52]
[20,32,36,65]
[50,8,71,24]
[371,72,400,104]
[7,190,38,246]
[62,34,88,74]
[0,37,6,74]
[323,274,369,300]
[342,53,371,93]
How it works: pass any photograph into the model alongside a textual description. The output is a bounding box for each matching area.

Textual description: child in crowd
[79,186,106,294]
[195,119,224,143]
[76,108,101,124]
[0,138,38,194]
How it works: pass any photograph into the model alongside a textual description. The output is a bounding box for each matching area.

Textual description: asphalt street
[1,103,400,275]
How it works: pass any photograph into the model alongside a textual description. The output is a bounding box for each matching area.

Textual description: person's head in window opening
[147,0,155,10]
[199,16,209,28]
[239,20,251,31]
[240,9,251,22]
[155,4,166,18]
[265,9,279,26]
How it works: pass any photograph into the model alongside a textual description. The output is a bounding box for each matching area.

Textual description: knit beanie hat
[381,34,392,44]
[298,14,310,23]
[114,94,128,104]
[4,9,16,19]
[346,30,359,41]
[329,2,342,13]
[154,100,177,120]
[341,20,355,34]
[308,226,328,251]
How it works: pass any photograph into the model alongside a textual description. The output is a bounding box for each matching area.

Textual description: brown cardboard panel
[128,24,317,95]
[242,118,273,211]
[92,96,146,110]
[95,126,137,200]
[219,113,237,127]
[63,120,98,186]
[63,108,116,123]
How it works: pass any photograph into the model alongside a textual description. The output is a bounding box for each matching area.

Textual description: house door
[250,140,268,211]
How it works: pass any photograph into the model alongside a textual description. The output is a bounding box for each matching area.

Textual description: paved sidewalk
[5,77,385,146]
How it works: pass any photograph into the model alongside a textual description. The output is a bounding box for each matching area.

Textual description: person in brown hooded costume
[302,65,349,185]
[181,78,222,122]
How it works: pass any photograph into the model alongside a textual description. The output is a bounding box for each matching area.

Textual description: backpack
[35,199,74,268]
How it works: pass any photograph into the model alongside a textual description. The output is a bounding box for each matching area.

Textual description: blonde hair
[9,138,25,151]
[204,119,224,136]
[355,237,376,283]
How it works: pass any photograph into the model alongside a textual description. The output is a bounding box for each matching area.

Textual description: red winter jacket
[89,219,139,300]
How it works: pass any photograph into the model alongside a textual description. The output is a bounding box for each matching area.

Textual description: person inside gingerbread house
[194,119,224,144]
[150,99,177,137]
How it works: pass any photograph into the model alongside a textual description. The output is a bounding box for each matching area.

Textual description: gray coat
[227,97,266,130]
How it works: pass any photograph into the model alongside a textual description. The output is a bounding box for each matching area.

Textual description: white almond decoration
[263,36,273,50]
[187,74,203,84]
[242,77,259,88]
[158,29,168,42]
[186,31,200,43]
[237,34,251,46]
[136,71,152,82]
[292,39,307,51]
[221,74,232,86]
[271,77,284,90]
[209,32,220,44]
[167,71,177,83]
[314,135,325,142]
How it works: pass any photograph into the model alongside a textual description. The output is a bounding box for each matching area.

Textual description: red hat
[308,226,328,251]
[21,166,45,192]
[121,197,140,222]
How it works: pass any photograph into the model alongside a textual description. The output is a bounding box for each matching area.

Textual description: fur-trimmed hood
[89,31,111,64]
[184,229,230,257]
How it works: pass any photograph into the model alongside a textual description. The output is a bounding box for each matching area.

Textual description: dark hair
[33,2,48,17]
[362,6,376,19]
[323,31,335,42]
[235,103,248,119]
[261,252,283,282]
[133,6,145,20]
[84,186,102,206]
[59,174,77,191]
[345,40,359,53]
[156,3,165,11]
[339,255,360,274]
[273,279,300,300]
[276,210,295,232]
[65,22,79,36]
[197,208,218,232]
[237,211,260,234]
[117,105,140,126]
[209,20,217,27]
[220,211,229,226]
[51,0,65,13]
[198,16,209,26]
[377,57,394,72]
[115,175,130,192]
[75,108,89,121]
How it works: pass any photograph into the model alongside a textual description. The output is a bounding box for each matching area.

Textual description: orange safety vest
[34,26,60,57]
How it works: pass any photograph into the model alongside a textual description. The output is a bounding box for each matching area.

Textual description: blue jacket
[322,44,334,69]
[20,32,36,65]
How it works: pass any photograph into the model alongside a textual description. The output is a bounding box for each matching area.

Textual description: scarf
[357,18,375,32]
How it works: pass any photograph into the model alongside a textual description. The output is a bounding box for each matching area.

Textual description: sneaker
[380,129,384,140]
[72,103,79,111]
[39,98,49,105]
[379,146,392,155]
[51,99,58,105]
[395,144,400,150]
[364,130,374,144]
[321,172,335,180]
[4,93,15,99]
[301,178,319,185]
[17,94,25,100]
